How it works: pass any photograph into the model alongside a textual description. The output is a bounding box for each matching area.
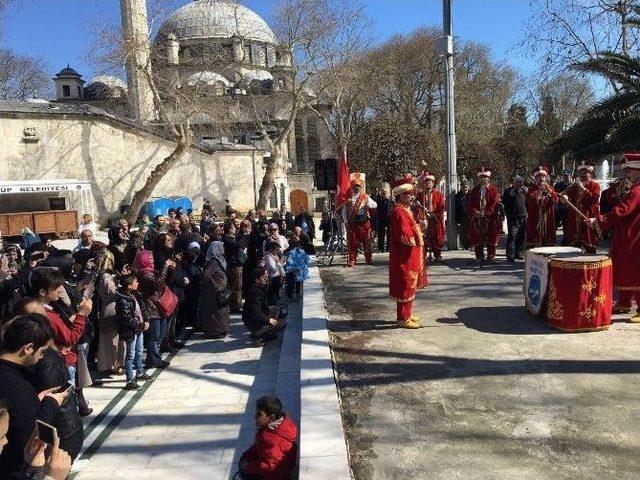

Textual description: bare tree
[239,0,371,210]
[345,29,517,185]
[89,1,232,223]
[524,0,640,89]
[302,1,372,164]
[0,48,50,99]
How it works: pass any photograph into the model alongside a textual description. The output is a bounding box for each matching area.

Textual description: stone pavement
[73,302,302,480]
[320,250,640,480]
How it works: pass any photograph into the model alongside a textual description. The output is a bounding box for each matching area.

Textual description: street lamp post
[442,0,459,249]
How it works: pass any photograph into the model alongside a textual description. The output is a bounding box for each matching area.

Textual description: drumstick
[561,196,596,227]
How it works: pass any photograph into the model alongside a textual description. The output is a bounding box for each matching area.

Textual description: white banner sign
[524,252,550,315]
[0,183,90,195]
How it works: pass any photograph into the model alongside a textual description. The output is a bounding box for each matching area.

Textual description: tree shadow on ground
[329,318,401,333]
[437,305,556,335]
[332,345,640,388]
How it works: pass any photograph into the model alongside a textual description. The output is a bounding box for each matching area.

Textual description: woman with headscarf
[108,225,129,272]
[198,241,230,338]
[96,250,126,375]
[134,249,174,368]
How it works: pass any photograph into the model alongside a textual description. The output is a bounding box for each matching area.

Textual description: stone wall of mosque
[0,115,282,223]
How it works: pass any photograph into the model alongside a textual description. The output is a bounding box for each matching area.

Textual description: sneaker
[260,332,278,341]
[124,381,139,391]
[70,459,90,473]
[136,373,153,381]
[612,304,631,315]
[78,407,93,417]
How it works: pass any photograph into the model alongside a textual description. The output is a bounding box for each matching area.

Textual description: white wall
[0,115,269,223]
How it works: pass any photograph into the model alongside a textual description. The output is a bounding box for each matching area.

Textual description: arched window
[279,183,286,209]
[269,185,278,210]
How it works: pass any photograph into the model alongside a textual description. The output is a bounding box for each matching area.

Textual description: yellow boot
[397,319,422,329]
[409,314,422,326]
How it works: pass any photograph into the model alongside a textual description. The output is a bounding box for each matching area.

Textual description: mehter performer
[526,165,558,248]
[590,152,640,322]
[466,166,501,263]
[561,161,601,253]
[340,174,377,267]
[389,175,428,329]
[414,171,446,261]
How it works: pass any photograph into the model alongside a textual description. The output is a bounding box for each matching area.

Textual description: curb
[299,260,351,479]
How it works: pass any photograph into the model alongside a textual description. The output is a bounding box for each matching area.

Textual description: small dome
[238,67,273,82]
[88,75,127,90]
[157,0,277,45]
[55,66,82,78]
[86,75,128,100]
[186,71,233,87]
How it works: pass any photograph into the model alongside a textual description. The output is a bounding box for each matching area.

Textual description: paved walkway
[321,250,640,480]
[74,302,302,479]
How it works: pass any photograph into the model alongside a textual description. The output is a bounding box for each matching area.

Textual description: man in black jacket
[503,175,528,262]
[293,209,316,242]
[0,314,69,479]
[242,268,280,346]
[15,297,84,462]
[375,189,393,252]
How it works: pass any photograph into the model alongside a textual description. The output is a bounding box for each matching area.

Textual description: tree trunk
[124,139,189,223]
[256,145,283,211]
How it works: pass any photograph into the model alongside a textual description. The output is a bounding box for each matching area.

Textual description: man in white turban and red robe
[340,174,377,267]
[590,152,640,322]
[466,166,501,262]
[414,171,446,261]
[561,161,601,254]
[526,165,558,248]
[389,175,427,329]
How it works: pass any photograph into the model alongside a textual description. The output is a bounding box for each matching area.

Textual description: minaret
[120,0,156,122]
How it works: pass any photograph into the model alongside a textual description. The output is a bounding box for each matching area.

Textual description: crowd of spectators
[0,203,311,478]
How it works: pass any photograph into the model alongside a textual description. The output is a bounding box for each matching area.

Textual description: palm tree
[550,5,640,161]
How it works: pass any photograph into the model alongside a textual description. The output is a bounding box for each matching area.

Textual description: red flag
[335,149,350,211]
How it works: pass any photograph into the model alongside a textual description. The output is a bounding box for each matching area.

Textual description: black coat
[115,291,146,341]
[223,234,249,268]
[32,349,83,459]
[0,360,58,480]
[242,283,270,332]
[294,213,316,239]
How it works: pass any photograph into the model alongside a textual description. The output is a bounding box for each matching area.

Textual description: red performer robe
[525,185,558,247]
[414,190,446,251]
[597,183,640,292]
[465,184,501,247]
[389,204,427,302]
[564,180,601,249]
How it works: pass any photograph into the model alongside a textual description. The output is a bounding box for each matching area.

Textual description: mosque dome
[157,0,277,45]
[86,75,127,100]
[55,66,82,78]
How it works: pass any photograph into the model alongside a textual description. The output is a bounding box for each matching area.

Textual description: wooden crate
[0,210,78,237]
[2,213,34,236]
[33,212,57,233]
[55,211,78,233]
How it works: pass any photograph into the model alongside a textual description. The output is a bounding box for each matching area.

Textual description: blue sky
[1,0,534,81]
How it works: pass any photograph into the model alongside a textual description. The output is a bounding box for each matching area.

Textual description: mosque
[0,0,333,226]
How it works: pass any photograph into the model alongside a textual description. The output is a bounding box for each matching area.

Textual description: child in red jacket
[237,396,298,480]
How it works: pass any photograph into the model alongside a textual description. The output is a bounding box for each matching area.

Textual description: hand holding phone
[36,420,57,447]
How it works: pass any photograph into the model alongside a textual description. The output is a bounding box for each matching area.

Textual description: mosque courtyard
[321,250,640,480]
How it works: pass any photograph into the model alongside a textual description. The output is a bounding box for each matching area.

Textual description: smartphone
[58,384,74,395]
[36,420,57,446]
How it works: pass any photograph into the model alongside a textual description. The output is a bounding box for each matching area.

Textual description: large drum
[524,247,581,314]
[546,255,613,332]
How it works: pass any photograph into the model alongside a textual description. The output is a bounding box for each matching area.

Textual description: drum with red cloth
[546,255,612,332]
